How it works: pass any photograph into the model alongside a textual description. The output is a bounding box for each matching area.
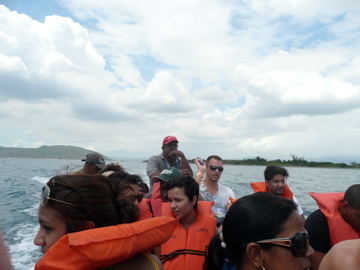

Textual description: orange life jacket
[250,182,294,200]
[138,198,154,220]
[151,182,163,217]
[309,192,360,246]
[160,201,216,270]
[35,216,177,270]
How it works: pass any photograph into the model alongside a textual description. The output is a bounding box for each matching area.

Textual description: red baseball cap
[162,136,178,146]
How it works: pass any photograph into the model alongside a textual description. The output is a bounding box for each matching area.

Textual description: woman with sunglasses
[33,174,175,269]
[205,192,313,270]
[159,175,217,270]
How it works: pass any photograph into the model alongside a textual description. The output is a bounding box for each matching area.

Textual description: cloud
[0,6,115,102]
[1,2,360,162]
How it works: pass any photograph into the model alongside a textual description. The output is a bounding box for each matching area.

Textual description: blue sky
[2,0,72,22]
[1,0,360,162]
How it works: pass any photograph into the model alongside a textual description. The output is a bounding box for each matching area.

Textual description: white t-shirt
[200,181,235,220]
[292,194,304,215]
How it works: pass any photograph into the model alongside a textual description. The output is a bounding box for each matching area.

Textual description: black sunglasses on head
[209,165,224,172]
[254,230,310,257]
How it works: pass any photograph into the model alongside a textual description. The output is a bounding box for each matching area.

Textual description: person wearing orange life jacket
[107,171,153,220]
[33,174,167,270]
[305,184,360,270]
[103,171,153,220]
[159,175,217,270]
[108,172,145,207]
[205,192,313,270]
[250,165,304,219]
[151,167,183,217]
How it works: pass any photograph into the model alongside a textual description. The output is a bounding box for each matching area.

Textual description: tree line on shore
[190,154,360,168]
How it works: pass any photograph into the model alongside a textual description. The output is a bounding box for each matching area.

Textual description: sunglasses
[41,184,79,208]
[127,194,143,203]
[255,230,309,257]
[209,165,224,172]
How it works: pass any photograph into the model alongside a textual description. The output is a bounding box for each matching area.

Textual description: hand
[169,149,184,158]
[195,157,206,173]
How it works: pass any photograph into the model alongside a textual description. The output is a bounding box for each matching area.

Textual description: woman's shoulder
[110,253,163,270]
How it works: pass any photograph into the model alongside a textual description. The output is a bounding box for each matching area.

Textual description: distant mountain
[0,145,109,160]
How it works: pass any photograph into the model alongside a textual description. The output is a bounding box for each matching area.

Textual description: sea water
[0,158,359,269]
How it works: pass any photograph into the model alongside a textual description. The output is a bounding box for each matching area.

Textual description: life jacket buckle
[168,251,179,259]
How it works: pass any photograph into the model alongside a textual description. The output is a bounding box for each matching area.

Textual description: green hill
[0,145,108,160]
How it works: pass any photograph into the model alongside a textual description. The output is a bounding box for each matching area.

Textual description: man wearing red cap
[146,136,193,188]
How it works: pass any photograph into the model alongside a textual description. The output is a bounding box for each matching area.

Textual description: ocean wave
[30,176,50,185]
[7,224,41,270]
[22,201,40,218]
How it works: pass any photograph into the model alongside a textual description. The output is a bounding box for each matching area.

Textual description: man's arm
[149,171,161,180]
[194,157,206,184]
[146,155,162,180]
[170,150,193,176]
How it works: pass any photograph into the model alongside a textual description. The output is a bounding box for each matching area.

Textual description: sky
[1,0,360,162]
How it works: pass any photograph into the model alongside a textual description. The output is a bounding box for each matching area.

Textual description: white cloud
[0,7,115,101]
[242,0,360,23]
[1,1,360,162]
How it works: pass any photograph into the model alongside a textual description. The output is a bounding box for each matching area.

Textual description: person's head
[34,174,138,254]
[205,234,227,270]
[161,135,179,158]
[151,167,183,201]
[222,192,313,270]
[264,165,289,196]
[81,152,106,174]
[99,163,125,177]
[340,184,360,232]
[109,172,144,205]
[139,182,149,196]
[205,155,223,183]
[165,175,199,220]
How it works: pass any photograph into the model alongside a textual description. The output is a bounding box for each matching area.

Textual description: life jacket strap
[160,249,206,263]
